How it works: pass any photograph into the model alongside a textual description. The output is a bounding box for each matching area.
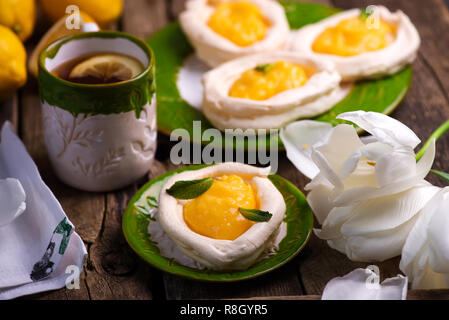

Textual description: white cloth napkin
[322,268,408,300]
[0,122,87,299]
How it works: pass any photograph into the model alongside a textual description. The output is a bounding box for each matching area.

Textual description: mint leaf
[239,208,273,222]
[360,7,371,20]
[166,177,214,199]
[254,63,274,75]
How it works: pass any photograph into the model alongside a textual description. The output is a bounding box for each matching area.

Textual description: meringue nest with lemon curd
[202,52,347,132]
[179,0,290,67]
[157,163,286,271]
[291,6,420,81]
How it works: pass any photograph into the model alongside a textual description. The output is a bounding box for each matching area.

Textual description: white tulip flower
[400,187,449,289]
[280,111,440,262]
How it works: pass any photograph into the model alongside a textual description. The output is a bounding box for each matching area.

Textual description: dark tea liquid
[51,52,143,85]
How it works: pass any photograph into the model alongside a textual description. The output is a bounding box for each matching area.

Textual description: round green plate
[148,1,412,150]
[122,164,314,282]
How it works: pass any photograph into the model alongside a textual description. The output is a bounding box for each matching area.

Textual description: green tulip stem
[416,119,449,161]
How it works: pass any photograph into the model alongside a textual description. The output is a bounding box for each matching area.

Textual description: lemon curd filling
[207,1,270,47]
[183,175,257,240]
[229,61,311,100]
[312,17,396,57]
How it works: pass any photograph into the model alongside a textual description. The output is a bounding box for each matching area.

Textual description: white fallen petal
[322,268,407,300]
[337,111,420,149]
[0,178,26,227]
[280,120,333,179]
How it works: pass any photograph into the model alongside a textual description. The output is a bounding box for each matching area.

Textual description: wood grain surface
[0,0,448,300]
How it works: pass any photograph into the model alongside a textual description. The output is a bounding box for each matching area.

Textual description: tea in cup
[38,31,156,192]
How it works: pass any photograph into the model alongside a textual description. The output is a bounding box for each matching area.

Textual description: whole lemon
[0,0,36,41]
[39,0,123,28]
[0,25,27,101]
[28,11,99,78]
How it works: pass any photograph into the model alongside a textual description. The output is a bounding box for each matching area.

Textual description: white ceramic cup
[38,32,157,192]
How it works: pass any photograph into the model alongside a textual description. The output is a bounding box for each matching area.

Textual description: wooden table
[1,0,449,300]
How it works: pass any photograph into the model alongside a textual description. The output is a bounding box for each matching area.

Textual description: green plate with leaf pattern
[148,1,412,150]
[122,164,313,282]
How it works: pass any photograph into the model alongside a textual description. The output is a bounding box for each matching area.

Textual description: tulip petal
[314,124,364,177]
[306,182,334,224]
[322,268,408,300]
[345,215,419,262]
[416,138,436,177]
[338,111,420,149]
[333,139,435,206]
[426,189,449,273]
[341,185,440,236]
[280,120,333,179]
[318,206,355,239]
[399,190,440,277]
[0,178,26,227]
[374,147,417,186]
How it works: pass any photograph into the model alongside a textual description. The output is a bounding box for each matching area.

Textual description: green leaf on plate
[254,63,274,74]
[239,208,273,222]
[166,177,214,199]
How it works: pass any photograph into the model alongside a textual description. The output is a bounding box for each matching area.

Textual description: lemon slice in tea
[68,53,144,84]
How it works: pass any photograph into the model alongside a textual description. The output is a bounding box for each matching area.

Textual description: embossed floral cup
[38,31,156,192]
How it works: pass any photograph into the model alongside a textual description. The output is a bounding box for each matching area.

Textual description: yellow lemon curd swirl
[207,1,270,47]
[183,175,257,240]
[229,61,310,100]
[312,17,396,57]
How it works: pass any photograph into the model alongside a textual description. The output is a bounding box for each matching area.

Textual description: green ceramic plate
[122,164,314,282]
[148,1,412,150]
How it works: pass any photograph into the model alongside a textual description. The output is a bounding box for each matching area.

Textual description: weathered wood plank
[163,262,303,300]
[170,0,187,19]
[84,187,154,300]
[122,0,170,39]
[0,95,18,132]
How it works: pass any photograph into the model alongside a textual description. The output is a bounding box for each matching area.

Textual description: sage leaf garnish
[254,63,274,75]
[239,208,273,222]
[359,7,371,20]
[166,177,214,199]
